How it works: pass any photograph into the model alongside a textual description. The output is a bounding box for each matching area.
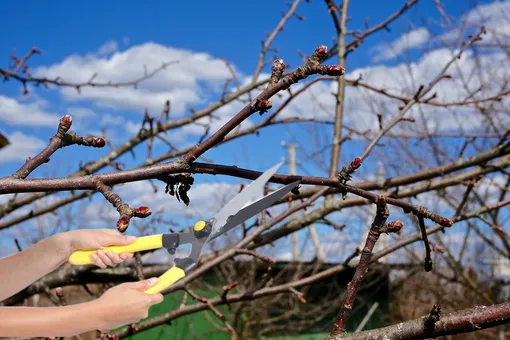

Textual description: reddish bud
[116,217,130,232]
[223,281,239,291]
[350,157,363,170]
[314,45,328,59]
[299,296,307,303]
[93,137,106,147]
[439,218,452,227]
[134,206,152,218]
[431,242,446,253]
[326,65,345,75]
[257,100,272,115]
[260,100,272,108]
[55,287,64,297]
[385,220,403,233]
[60,115,72,131]
[271,59,286,74]
[495,225,505,234]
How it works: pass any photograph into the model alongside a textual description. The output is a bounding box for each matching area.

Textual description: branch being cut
[1,120,506,232]
[0,158,454,229]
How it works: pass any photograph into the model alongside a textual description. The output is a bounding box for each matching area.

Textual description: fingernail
[148,277,158,284]
[126,236,136,242]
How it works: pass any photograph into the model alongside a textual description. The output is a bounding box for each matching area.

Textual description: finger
[120,252,134,261]
[106,250,123,264]
[97,250,114,266]
[125,277,159,291]
[106,229,136,246]
[149,293,164,305]
[91,253,106,269]
[100,229,137,247]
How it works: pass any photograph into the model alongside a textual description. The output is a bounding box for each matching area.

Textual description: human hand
[94,278,164,329]
[62,229,136,268]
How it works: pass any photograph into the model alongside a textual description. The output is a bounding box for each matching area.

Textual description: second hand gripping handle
[144,266,186,294]
[68,234,163,265]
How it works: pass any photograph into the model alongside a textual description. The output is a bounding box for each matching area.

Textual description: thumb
[102,230,136,246]
[126,277,159,291]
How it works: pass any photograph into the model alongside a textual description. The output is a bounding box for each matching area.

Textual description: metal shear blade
[209,162,285,235]
[208,179,300,241]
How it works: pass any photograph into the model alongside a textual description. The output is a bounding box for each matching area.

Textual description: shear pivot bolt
[194,221,206,231]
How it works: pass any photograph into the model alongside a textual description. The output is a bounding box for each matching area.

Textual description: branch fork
[91,176,151,232]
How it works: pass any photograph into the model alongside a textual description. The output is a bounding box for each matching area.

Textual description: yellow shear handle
[144,266,186,294]
[68,234,163,265]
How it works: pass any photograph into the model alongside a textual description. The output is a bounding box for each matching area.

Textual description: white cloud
[123,120,141,136]
[372,28,430,62]
[462,0,510,40]
[275,251,293,261]
[0,96,60,127]
[66,106,97,119]
[0,131,46,162]
[274,81,335,120]
[440,1,510,45]
[173,99,256,142]
[463,0,510,22]
[278,45,509,136]
[270,2,508,138]
[33,42,238,115]
[100,113,125,126]
[96,40,119,56]
[0,193,16,205]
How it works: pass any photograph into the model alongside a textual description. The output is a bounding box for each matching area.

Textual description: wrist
[83,299,108,330]
[48,232,74,259]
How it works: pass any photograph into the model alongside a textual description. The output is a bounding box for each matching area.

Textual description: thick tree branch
[330,302,510,340]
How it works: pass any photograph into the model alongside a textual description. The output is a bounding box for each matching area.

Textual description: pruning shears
[68,162,300,294]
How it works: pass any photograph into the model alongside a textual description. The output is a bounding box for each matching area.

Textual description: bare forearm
[0,301,102,337]
[0,233,70,301]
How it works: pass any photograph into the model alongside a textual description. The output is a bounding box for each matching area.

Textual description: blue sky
[0,0,489,173]
[0,0,442,72]
[0,0,508,263]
